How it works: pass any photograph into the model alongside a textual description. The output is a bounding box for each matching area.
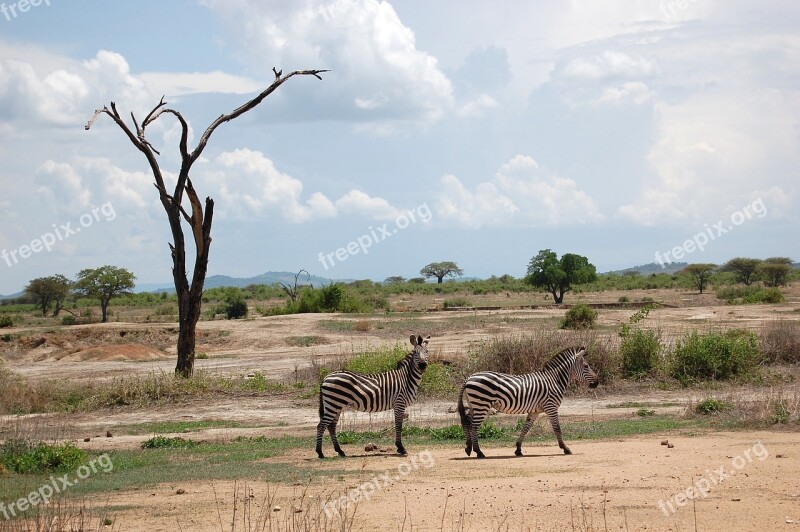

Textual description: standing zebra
[457,345,598,459]
[316,334,430,458]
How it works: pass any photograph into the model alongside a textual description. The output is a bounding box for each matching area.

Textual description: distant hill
[0,291,24,300]
[603,262,688,276]
[134,271,349,293]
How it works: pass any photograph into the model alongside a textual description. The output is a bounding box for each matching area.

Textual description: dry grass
[353,319,372,332]
[760,319,800,363]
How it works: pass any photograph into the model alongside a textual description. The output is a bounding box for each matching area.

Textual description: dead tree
[278,269,311,302]
[86,68,328,377]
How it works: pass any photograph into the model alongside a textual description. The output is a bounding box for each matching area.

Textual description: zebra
[457,345,599,459]
[316,334,431,458]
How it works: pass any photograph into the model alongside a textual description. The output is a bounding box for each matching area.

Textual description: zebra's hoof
[514,449,523,457]
[337,450,346,457]
[465,447,472,456]
[476,452,486,459]
[563,448,572,455]
[317,453,325,459]
[397,449,408,456]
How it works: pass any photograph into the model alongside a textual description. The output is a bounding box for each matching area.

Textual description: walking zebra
[316,334,431,458]
[457,346,598,459]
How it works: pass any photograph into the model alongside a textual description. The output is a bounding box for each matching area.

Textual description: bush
[345,345,407,374]
[695,398,730,415]
[141,436,197,449]
[621,329,661,377]
[61,314,77,326]
[715,285,785,304]
[444,297,472,309]
[760,320,800,364]
[1,439,86,473]
[0,315,12,328]
[670,330,763,382]
[560,304,597,329]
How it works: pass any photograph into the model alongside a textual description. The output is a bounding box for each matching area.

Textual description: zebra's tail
[318,384,324,420]
[457,382,470,428]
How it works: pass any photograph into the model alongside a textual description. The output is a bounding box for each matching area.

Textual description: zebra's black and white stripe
[316,334,430,458]
[457,345,599,459]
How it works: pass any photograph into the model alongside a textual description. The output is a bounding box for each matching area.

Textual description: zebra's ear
[417,334,423,345]
[410,334,418,346]
[423,335,431,345]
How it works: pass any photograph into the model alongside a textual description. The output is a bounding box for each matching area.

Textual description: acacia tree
[73,266,136,322]
[681,263,717,294]
[525,249,597,304]
[86,68,327,377]
[420,261,464,284]
[721,258,761,285]
[25,275,71,317]
[758,257,793,287]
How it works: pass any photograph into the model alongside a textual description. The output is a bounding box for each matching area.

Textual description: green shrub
[141,436,197,449]
[1,440,86,473]
[61,315,77,326]
[695,398,730,415]
[621,329,661,377]
[618,296,630,303]
[560,304,597,329]
[670,330,762,382]
[0,315,12,328]
[716,285,785,304]
[345,345,407,374]
[636,408,655,416]
[443,297,472,309]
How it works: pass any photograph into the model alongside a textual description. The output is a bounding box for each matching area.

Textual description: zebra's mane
[542,347,582,372]
[395,352,415,369]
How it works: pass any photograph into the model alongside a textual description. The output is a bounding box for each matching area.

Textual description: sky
[0,0,798,294]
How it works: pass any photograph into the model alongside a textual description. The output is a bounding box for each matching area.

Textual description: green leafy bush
[621,329,661,377]
[560,304,597,329]
[0,315,12,328]
[141,436,197,449]
[715,285,785,304]
[443,297,472,309]
[670,330,762,382]
[1,440,86,473]
[61,315,77,325]
[695,398,730,415]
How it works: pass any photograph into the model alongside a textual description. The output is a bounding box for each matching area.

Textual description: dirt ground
[2,288,800,530]
[93,431,800,531]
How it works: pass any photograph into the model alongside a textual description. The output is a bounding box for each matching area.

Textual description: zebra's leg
[470,411,488,459]
[546,409,571,455]
[514,412,540,457]
[394,401,407,456]
[463,407,473,456]
[315,418,328,459]
[328,411,346,457]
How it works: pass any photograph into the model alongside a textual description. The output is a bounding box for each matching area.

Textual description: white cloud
[139,71,265,96]
[618,90,800,225]
[208,148,405,222]
[436,154,604,228]
[456,94,499,118]
[562,51,658,81]
[201,0,455,127]
[594,81,656,105]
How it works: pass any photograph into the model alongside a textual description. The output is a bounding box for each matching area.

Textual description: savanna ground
[1,283,799,531]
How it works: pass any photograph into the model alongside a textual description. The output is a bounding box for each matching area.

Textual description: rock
[84,437,91,442]
[667,443,674,449]
[273,506,281,512]
[365,443,378,452]
[661,440,669,446]
[106,431,113,438]
[176,488,186,495]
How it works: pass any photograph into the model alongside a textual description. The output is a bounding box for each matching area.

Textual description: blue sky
[0,0,798,294]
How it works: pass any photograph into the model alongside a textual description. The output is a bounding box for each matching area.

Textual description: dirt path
[94,430,800,531]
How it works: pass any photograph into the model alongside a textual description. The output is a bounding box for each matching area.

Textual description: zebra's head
[409,334,431,371]
[571,346,599,389]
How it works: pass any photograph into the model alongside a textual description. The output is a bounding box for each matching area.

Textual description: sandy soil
[93,431,800,531]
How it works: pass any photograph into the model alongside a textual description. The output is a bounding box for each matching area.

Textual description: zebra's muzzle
[589,380,599,389]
